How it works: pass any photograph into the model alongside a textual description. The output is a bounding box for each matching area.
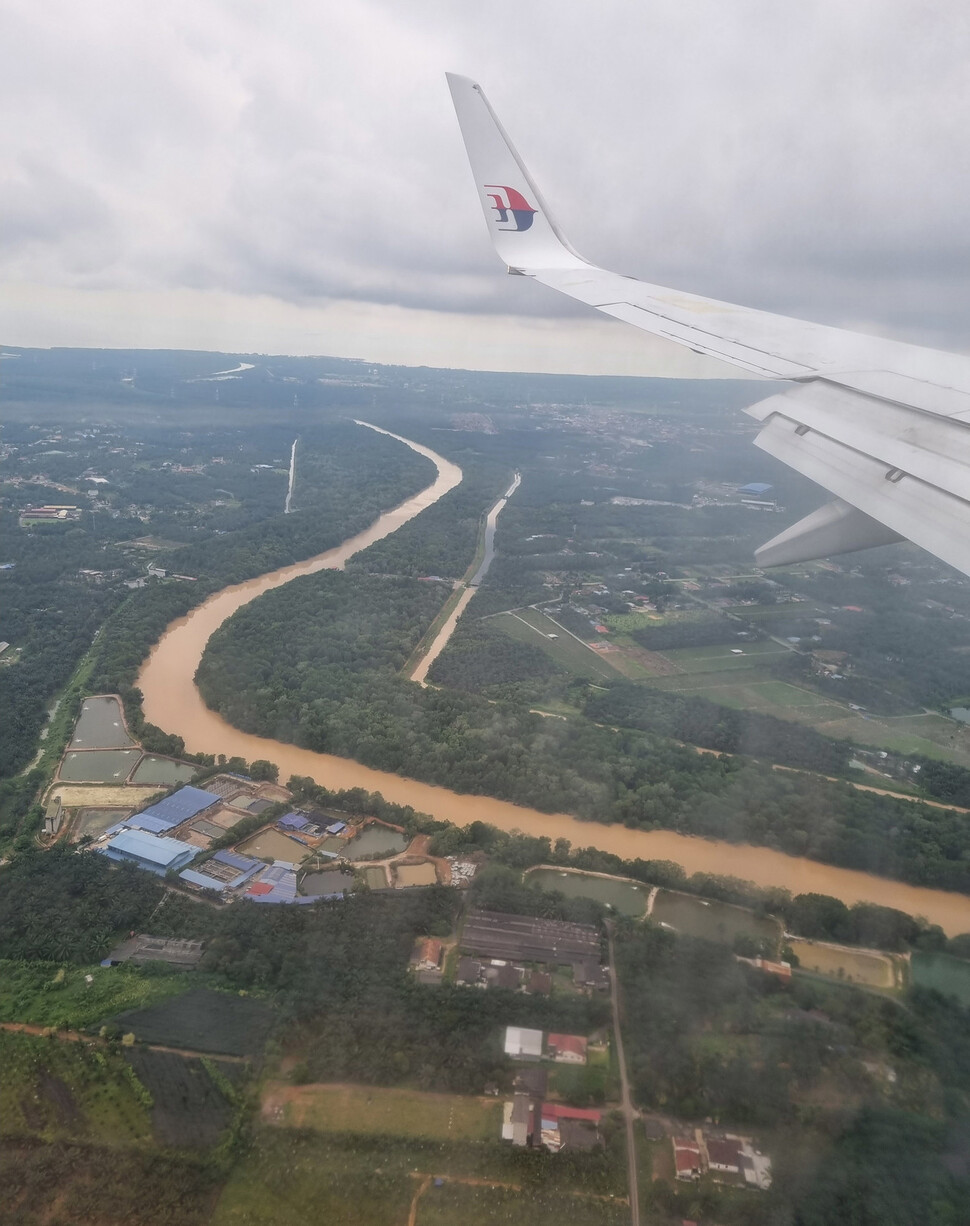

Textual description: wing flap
[746,382,970,494]
[753,401,970,577]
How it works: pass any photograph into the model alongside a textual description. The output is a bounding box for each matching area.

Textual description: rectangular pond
[69,695,135,749]
[301,870,357,897]
[788,937,896,988]
[362,865,389,890]
[129,755,197,786]
[236,829,309,863]
[58,749,141,782]
[911,951,970,1006]
[341,825,408,860]
[526,867,648,917]
[394,862,438,888]
[651,890,782,955]
[76,807,133,839]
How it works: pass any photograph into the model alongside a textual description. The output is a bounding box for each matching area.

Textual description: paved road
[607,922,640,1226]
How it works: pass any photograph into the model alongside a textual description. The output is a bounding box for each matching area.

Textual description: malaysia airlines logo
[484,184,537,232]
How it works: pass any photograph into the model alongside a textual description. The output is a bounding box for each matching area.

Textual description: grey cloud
[2,0,968,356]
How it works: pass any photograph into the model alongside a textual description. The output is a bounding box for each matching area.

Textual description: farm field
[641,663,970,767]
[490,610,621,682]
[0,1030,151,1144]
[0,960,191,1029]
[414,1180,627,1226]
[263,1082,501,1141]
[212,1127,625,1226]
[788,938,900,989]
[659,642,790,674]
[126,1048,239,1147]
[651,890,782,955]
[111,988,276,1057]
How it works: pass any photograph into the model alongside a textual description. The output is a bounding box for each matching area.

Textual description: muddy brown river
[138,424,970,936]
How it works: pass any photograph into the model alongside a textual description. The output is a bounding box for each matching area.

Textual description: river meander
[137,425,970,936]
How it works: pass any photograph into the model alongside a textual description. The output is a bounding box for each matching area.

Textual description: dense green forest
[348,460,512,580]
[0,419,434,780]
[197,569,970,893]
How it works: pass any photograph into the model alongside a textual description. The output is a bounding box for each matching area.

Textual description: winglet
[446,73,588,272]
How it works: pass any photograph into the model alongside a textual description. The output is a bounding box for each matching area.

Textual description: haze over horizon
[3,1,968,377]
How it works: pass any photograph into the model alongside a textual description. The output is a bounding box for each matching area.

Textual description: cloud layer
[3,1,968,370]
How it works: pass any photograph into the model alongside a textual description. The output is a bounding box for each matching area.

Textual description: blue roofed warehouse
[100,828,198,876]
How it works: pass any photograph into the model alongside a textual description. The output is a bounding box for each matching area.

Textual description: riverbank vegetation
[197,567,970,893]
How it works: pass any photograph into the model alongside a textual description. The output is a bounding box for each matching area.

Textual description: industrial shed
[100,828,197,875]
[128,786,220,832]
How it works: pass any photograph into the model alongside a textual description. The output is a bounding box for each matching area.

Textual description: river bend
[137,425,970,936]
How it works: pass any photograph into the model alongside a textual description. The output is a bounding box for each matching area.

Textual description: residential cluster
[672,1130,772,1191]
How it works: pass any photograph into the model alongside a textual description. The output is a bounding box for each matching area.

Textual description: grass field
[213,1127,626,1226]
[491,610,621,681]
[414,1180,627,1226]
[603,611,660,633]
[264,1081,501,1141]
[0,960,191,1030]
[660,642,790,674]
[788,938,900,989]
[0,1030,151,1144]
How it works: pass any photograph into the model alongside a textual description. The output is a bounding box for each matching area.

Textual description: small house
[547,1033,587,1064]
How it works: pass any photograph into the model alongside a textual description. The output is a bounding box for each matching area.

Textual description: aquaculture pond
[236,829,308,862]
[129,755,197,785]
[341,825,408,860]
[911,951,970,1006]
[58,748,141,782]
[526,868,648,917]
[69,695,135,749]
[362,865,389,890]
[76,807,132,839]
[788,937,897,989]
[651,890,782,955]
[394,862,438,887]
[301,870,356,897]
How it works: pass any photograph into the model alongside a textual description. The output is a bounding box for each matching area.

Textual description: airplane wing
[446,73,970,577]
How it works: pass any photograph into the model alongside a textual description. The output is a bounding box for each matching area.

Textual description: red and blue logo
[484,185,537,232]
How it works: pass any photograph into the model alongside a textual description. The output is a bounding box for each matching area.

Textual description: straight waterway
[284,438,297,514]
[410,470,521,685]
[137,428,970,936]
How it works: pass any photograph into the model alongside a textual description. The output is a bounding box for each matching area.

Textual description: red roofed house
[672,1137,702,1181]
[411,938,443,972]
[547,1033,588,1064]
[247,881,273,896]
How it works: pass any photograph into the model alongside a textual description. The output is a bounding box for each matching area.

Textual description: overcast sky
[3,1,968,376]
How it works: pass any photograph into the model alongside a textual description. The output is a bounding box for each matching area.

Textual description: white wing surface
[447,73,970,577]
